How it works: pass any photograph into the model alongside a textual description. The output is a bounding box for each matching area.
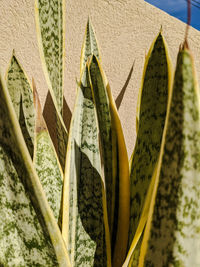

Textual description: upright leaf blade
[89,56,130,267]
[128,32,172,262]
[35,0,65,113]
[0,74,70,266]
[139,45,200,267]
[35,0,68,170]
[6,53,35,157]
[62,65,111,267]
[80,18,100,75]
[33,81,63,224]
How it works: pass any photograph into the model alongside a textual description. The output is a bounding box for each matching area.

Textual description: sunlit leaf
[6,52,35,157]
[127,32,172,263]
[139,44,200,267]
[0,74,70,266]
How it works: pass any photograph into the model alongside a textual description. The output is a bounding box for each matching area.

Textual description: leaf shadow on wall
[43,92,72,153]
[74,141,107,266]
[115,61,135,110]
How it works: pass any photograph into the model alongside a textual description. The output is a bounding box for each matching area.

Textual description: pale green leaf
[33,83,63,224]
[6,52,35,158]
[89,56,129,267]
[139,45,200,267]
[0,74,70,266]
[62,65,111,267]
[128,32,172,256]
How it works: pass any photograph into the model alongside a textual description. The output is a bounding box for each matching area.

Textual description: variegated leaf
[35,0,65,113]
[0,74,70,266]
[6,52,35,157]
[80,18,100,74]
[139,44,200,267]
[33,81,63,224]
[62,65,111,267]
[89,56,129,267]
[35,0,68,170]
[128,32,172,259]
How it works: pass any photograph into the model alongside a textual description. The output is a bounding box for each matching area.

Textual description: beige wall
[1,0,200,156]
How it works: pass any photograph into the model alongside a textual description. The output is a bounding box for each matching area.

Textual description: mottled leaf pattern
[80,18,100,74]
[35,0,68,170]
[33,84,63,224]
[62,65,111,267]
[89,56,129,267]
[128,33,171,253]
[0,146,59,266]
[0,75,70,266]
[139,46,200,267]
[35,0,65,113]
[6,53,35,157]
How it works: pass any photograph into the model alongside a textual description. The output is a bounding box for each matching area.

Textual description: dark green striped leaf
[0,74,70,266]
[62,65,111,267]
[139,44,200,267]
[89,56,129,267]
[6,52,35,158]
[128,32,172,258]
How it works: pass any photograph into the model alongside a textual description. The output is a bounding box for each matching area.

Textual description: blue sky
[145,0,200,31]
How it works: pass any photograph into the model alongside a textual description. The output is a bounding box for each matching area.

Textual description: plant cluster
[0,0,200,266]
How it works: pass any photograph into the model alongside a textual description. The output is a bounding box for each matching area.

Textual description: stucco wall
[1,0,200,156]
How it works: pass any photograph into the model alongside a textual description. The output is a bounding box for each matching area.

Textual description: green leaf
[35,0,68,170]
[128,32,172,256]
[139,44,200,267]
[89,56,130,267]
[0,74,70,266]
[33,81,63,224]
[80,18,100,75]
[62,65,111,267]
[6,52,35,158]
[35,0,65,113]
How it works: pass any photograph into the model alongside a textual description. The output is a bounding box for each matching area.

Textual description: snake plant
[0,0,199,266]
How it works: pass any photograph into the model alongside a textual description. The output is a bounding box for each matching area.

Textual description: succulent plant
[0,0,199,266]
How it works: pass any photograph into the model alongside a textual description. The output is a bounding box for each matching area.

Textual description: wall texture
[1,0,200,156]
